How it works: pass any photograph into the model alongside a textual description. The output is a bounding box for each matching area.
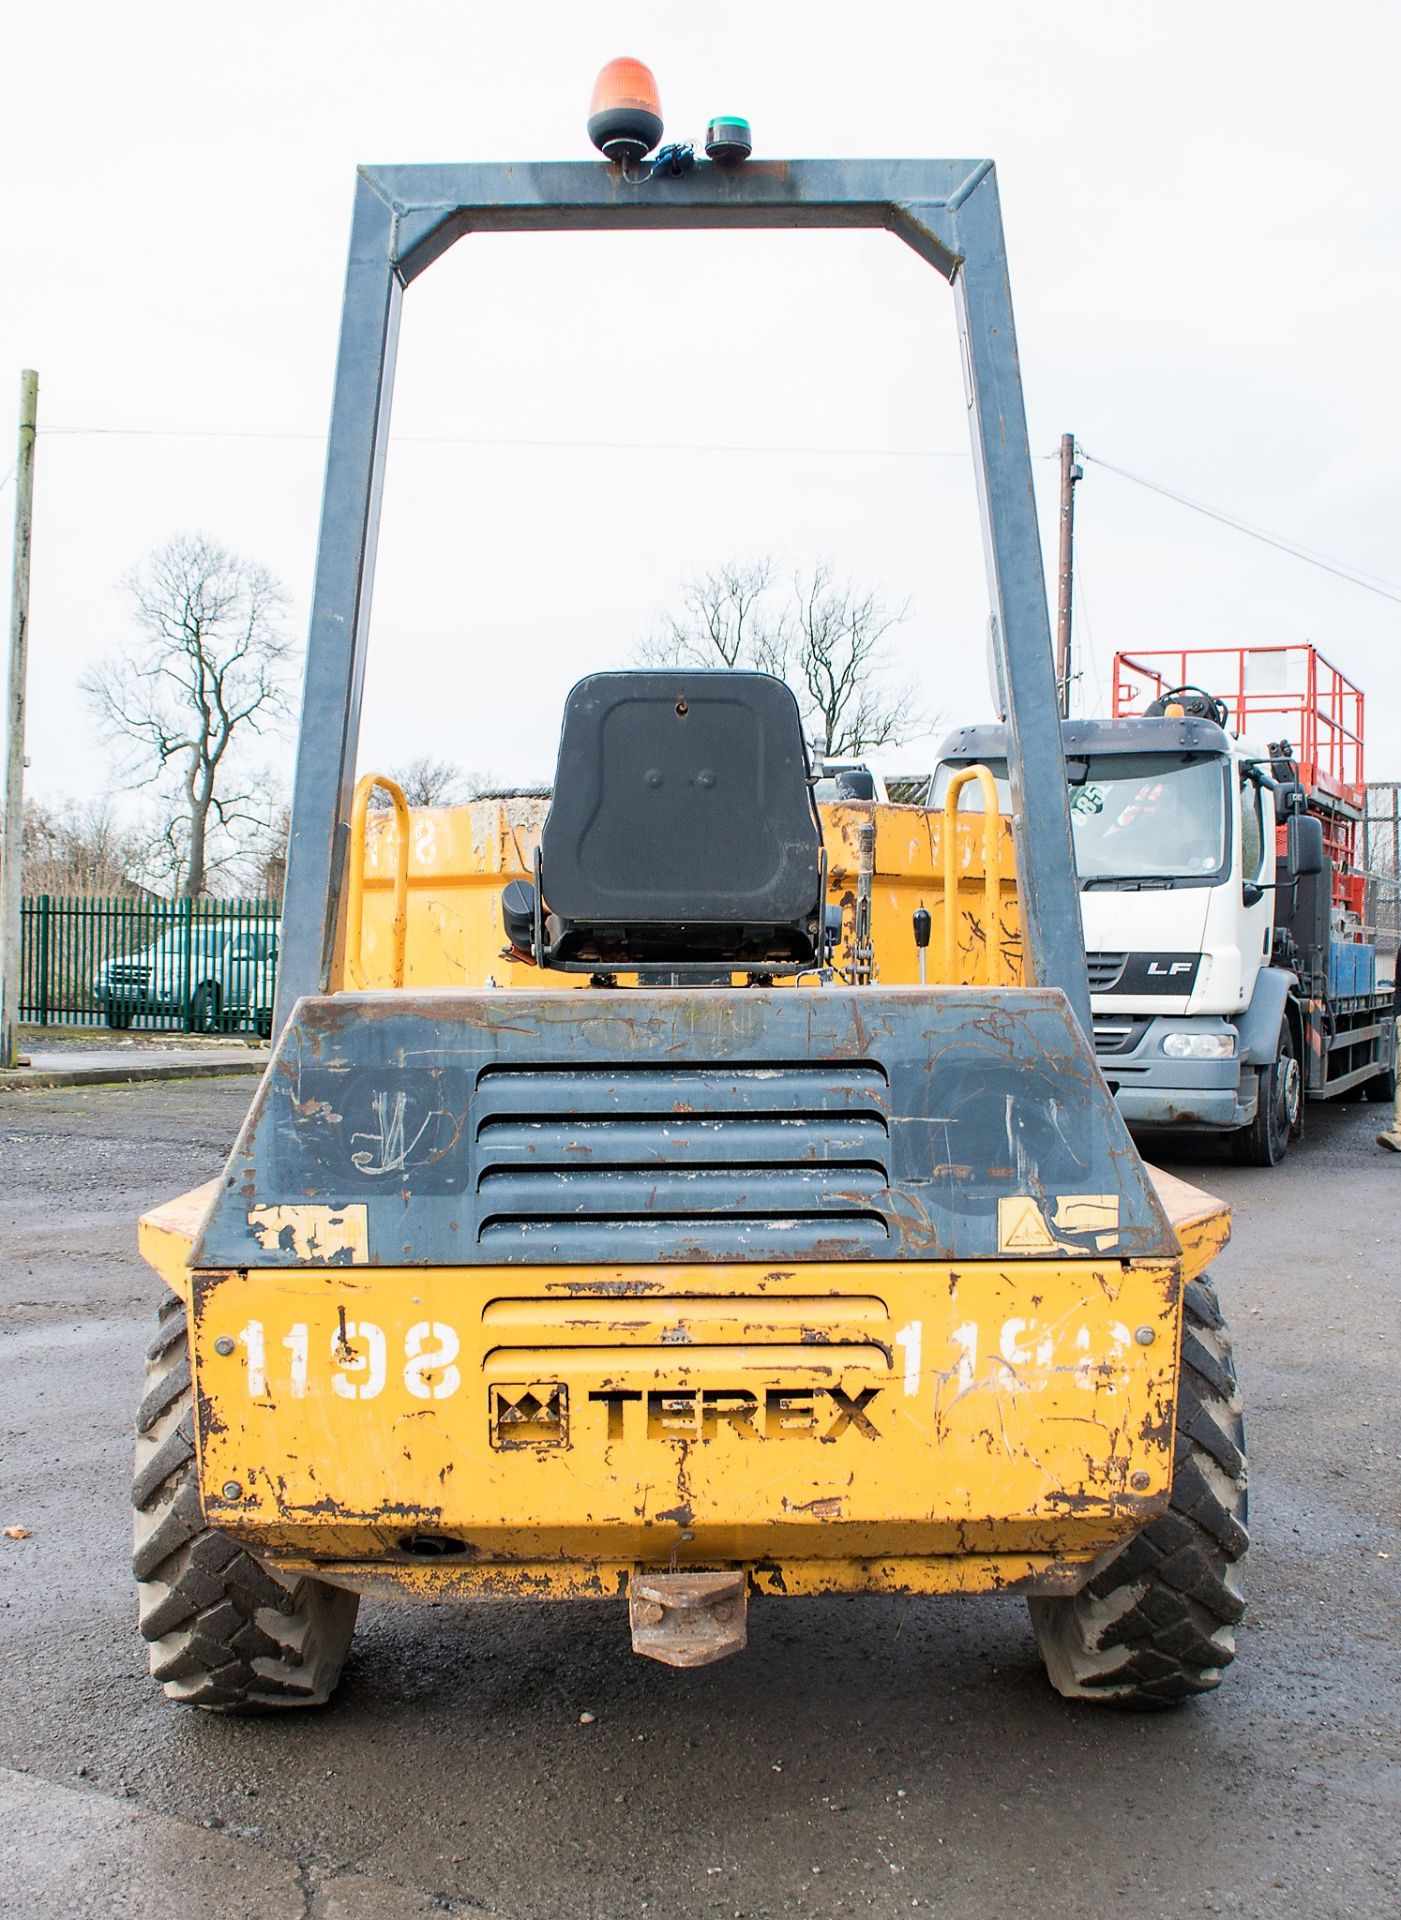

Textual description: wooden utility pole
[1054,431,1082,719]
[1,369,38,1070]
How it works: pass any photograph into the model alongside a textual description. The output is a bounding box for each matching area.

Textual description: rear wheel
[187,981,222,1033]
[1363,1053,1397,1104]
[133,1295,359,1711]
[1232,1022,1299,1165]
[1028,1276,1247,1708]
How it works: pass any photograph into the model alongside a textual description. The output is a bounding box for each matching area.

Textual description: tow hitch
[628,1570,748,1668]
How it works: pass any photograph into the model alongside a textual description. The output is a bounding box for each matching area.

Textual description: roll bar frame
[274,156,1090,1036]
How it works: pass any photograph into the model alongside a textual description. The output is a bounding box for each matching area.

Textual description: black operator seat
[535,671,824,971]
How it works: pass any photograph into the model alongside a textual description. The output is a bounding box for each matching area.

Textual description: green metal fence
[20,896,280,1034]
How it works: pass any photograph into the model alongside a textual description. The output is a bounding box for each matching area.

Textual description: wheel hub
[1279,1055,1302,1131]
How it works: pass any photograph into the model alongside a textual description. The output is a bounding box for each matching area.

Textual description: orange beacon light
[587,58,663,163]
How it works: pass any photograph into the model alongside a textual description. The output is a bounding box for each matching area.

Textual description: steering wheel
[1153,684,1229,728]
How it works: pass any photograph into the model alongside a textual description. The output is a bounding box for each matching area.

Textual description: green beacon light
[705,116,752,163]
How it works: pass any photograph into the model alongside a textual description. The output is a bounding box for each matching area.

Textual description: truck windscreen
[930,753,1230,888]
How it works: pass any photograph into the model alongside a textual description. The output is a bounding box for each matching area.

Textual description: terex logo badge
[588,1386,882,1442]
[491,1383,568,1449]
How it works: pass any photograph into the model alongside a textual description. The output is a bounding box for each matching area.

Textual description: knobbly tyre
[131,88,1246,1711]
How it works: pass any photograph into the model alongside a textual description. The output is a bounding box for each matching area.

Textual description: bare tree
[22,797,147,896]
[368,756,483,810]
[638,556,922,756]
[786,563,920,757]
[83,534,293,897]
[636,558,786,676]
[245,802,290,904]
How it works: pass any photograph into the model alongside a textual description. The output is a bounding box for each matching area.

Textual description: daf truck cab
[933,702,1394,1165]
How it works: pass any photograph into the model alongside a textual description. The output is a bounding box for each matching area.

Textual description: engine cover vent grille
[474,1064,891,1256]
[192,986,1180,1268]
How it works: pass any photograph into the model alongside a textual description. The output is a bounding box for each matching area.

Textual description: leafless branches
[638,556,923,756]
[636,559,787,675]
[82,534,294,897]
[22,797,147,896]
[786,562,920,757]
[368,756,484,810]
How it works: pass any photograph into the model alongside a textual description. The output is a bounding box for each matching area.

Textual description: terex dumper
[131,146,1246,1711]
[934,644,1397,1163]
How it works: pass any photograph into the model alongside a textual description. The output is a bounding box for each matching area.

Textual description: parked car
[94,923,278,1035]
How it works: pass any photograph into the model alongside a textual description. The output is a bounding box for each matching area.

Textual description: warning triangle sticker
[997,1195,1058,1253]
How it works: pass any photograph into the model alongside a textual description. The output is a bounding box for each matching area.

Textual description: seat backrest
[539,671,822,965]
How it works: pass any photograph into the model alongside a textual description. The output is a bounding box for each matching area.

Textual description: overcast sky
[5,0,1400,816]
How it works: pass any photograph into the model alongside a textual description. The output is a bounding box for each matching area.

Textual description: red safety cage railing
[1112,645,1364,804]
[1111,645,1367,915]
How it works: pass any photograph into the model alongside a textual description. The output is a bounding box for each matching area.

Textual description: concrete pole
[1,370,38,1070]
[1054,432,1082,720]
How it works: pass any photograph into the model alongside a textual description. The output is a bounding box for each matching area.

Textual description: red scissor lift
[1112,644,1366,917]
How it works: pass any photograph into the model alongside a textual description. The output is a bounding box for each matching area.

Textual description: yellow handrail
[941,764,1003,986]
[346,772,410,989]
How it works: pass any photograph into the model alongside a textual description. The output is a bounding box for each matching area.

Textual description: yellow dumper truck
[131,141,1246,1710]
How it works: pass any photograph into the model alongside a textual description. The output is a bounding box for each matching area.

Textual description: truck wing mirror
[1286,813,1325,878]
[833,769,877,801]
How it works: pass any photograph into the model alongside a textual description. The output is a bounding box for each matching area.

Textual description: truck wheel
[104,1002,133,1030]
[133,1295,359,1711]
[1027,1276,1247,1708]
[1232,1023,1299,1166]
[1363,1055,1398,1104]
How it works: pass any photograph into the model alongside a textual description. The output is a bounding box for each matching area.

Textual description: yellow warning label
[1052,1195,1120,1245]
[248,1203,370,1265]
[997,1193,1120,1254]
[997,1196,1059,1252]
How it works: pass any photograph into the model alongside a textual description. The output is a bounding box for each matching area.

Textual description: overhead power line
[31,423,1401,605]
[1079,448,1401,607]
[39,424,973,460]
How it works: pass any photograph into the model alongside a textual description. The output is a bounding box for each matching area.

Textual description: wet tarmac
[1,1081,1397,1918]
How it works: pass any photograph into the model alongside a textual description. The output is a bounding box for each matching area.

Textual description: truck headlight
[1162,1032,1236,1060]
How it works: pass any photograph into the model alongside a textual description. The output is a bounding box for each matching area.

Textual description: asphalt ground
[1,1080,1397,1919]
[0,1030,265,1092]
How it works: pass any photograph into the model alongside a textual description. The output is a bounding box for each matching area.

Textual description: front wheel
[1232,1022,1299,1166]
[133,1295,359,1710]
[1028,1276,1247,1708]
[103,1002,134,1031]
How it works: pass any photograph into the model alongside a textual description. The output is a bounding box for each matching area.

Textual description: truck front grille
[1093,1015,1153,1056]
[1087,952,1128,992]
